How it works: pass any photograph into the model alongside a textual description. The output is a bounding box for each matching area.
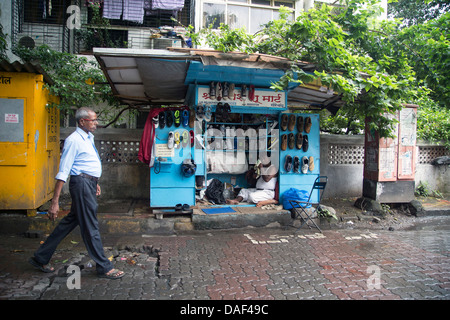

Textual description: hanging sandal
[99,268,124,280]
[189,108,195,128]
[182,109,189,127]
[216,82,222,101]
[190,130,194,147]
[301,156,309,174]
[288,133,295,149]
[281,114,288,131]
[174,110,181,127]
[159,111,166,129]
[152,115,159,128]
[281,134,287,151]
[309,156,315,172]
[215,102,224,121]
[182,130,189,148]
[288,114,296,131]
[297,115,304,132]
[293,156,300,173]
[223,82,229,99]
[296,132,303,149]
[167,131,174,149]
[249,85,255,101]
[209,81,216,99]
[302,135,309,152]
[284,155,293,172]
[241,84,247,97]
[222,103,231,122]
[228,83,235,100]
[204,105,212,122]
[166,110,174,127]
[304,117,312,133]
[174,131,181,149]
[196,105,204,121]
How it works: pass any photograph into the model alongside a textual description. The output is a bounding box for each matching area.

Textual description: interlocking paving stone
[0,225,449,300]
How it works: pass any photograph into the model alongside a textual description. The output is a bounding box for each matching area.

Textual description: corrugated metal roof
[0,60,54,85]
[93,47,344,110]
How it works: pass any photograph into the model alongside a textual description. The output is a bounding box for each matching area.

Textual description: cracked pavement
[1,216,449,301]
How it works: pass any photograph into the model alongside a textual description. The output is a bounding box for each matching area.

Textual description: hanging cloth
[103,0,123,19]
[152,0,185,11]
[123,0,145,23]
[138,108,164,167]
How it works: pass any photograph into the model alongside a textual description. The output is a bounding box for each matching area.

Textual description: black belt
[257,188,274,191]
[78,173,99,182]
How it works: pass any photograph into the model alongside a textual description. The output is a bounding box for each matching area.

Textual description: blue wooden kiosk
[93,48,339,213]
[149,61,320,209]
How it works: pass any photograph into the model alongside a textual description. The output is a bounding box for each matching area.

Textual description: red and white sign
[197,86,286,109]
[5,113,19,124]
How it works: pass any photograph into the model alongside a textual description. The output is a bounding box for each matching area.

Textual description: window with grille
[200,0,295,33]
[87,0,192,28]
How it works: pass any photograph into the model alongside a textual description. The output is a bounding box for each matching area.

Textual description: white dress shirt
[55,127,102,182]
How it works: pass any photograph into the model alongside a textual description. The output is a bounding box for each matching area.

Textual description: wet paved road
[0,217,449,302]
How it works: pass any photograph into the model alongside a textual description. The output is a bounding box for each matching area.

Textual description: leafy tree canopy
[191,0,424,138]
[11,44,120,119]
[189,0,449,146]
[397,12,450,109]
[388,0,450,27]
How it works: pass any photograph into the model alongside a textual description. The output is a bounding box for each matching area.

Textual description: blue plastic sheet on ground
[202,207,236,214]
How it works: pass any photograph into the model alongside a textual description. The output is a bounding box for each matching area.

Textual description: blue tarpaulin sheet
[202,207,236,214]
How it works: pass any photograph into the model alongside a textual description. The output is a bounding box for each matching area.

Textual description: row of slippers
[153,109,195,129]
[285,155,315,174]
[281,133,309,152]
[196,103,232,122]
[167,130,195,149]
[281,114,312,133]
[209,82,258,101]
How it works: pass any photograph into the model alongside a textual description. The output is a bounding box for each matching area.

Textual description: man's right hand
[48,179,65,221]
[47,201,59,221]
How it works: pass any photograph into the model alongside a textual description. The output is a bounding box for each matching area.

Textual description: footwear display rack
[196,112,279,188]
[150,80,320,208]
[278,113,321,204]
[150,107,197,208]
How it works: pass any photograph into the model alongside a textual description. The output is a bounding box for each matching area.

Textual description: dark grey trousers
[34,175,113,274]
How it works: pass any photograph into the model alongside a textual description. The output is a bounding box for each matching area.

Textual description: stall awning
[93,47,344,111]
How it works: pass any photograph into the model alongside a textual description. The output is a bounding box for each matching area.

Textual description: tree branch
[101,105,137,128]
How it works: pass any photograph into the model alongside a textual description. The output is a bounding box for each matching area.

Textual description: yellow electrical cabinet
[0,71,59,211]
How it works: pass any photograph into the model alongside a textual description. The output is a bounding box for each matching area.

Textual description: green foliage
[319,106,365,135]
[415,181,444,198]
[388,0,450,27]
[75,1,128,51]
[0,20,8,61]
[189,23,253,53]
[416,97,450,148]
[12,44,119,114]
[317,206,338,220]
[397,13,450,109]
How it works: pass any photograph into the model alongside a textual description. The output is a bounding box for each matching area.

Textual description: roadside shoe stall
[94,48,343,214]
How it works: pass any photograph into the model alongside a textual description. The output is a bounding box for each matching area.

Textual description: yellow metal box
[0,71,59,210]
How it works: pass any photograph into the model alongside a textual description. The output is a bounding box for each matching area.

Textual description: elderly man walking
[29,107,124,279]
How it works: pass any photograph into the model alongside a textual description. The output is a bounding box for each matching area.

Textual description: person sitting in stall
[226,164,279,207]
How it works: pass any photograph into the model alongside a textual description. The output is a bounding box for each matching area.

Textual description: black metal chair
[289,176,328,233]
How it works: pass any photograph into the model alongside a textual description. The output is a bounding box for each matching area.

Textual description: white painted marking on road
[244,233,326,245]
[345,232,378,240]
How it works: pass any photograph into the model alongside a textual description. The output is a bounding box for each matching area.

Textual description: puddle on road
[403,216,450,231]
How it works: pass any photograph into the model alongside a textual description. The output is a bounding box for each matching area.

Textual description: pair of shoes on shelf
[285,155,314,173]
